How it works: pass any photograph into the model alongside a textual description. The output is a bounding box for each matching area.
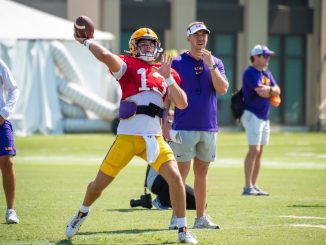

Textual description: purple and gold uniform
[242,66,277,121]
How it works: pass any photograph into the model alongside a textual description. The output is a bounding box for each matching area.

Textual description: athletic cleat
[242,186,260,196]
[152,197,171,210]
[168,214,178,230]
[193,215,220,229]
[178,228,198,244]
[6,209,19,224]
[66,210,89,238]
[254,186,269,196]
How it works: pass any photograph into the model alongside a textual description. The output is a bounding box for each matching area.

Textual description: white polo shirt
[0,60,19,119]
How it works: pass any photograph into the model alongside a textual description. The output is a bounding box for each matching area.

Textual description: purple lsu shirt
[242,66,277,121]
[171,52,227,132]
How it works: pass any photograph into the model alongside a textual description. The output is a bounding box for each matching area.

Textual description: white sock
[177,217,187,228]
[79,205,90,213]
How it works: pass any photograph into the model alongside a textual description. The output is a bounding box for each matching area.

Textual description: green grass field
[0,132,325,244]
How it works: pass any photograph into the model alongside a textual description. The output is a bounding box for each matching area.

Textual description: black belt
[136,103,164,118]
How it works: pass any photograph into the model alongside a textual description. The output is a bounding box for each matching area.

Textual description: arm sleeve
[269,71,277,86]
[0,61,19,119]
[244,70,259,90]
[216,58,228,81]
[170,68,181,85]
[111,59,127,80]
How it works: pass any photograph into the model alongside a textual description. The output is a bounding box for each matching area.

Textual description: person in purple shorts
[241,44,281,196]
[0,60,20,224]
[163,22,229,229]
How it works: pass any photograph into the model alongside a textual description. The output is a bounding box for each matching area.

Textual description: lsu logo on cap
[5,147,13,151]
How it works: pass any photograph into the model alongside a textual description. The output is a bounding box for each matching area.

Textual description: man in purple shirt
[163,22,229,230]
[241,44,281,196]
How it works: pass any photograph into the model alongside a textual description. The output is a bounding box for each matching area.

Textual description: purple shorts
[0,120,16,156]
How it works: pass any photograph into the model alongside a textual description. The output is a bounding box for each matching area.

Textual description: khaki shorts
[170,131,217,163]
[241,110,270,145]
[100,135,175,177]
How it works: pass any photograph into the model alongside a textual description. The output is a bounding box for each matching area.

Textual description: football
[74,16,94,39]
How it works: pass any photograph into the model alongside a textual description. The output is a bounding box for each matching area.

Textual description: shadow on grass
[79,228,162,235]
[288,204,326,208]
[132,243,175,245]
[73,229,176,245]
[56,238,174,245]
[56,239,72,245]
[106,208,161,213]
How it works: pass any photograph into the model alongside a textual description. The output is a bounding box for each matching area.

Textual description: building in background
[12,0,326,130]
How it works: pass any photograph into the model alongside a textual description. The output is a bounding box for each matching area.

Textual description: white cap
[187,23,210,37]
[250,44,275,56]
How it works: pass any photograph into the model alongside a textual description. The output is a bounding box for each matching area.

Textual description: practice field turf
[0,132,325,245]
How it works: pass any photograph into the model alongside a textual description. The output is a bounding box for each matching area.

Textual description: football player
[65,28,198,244]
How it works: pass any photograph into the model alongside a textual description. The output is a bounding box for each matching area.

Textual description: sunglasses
[258,54,270,59]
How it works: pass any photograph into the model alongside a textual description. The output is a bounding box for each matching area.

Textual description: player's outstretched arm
[74,35,122,73]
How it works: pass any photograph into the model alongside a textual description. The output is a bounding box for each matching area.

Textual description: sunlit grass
[0,132,325,244]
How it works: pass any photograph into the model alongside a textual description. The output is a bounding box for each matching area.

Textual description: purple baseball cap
[250,44,275,57]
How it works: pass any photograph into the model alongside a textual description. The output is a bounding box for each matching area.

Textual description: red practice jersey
[117,56,181,100]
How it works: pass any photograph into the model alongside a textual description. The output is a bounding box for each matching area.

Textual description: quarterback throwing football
[65,27,198,244]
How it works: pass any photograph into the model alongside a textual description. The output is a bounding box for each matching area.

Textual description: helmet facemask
[128,28,163,62]
[136,39,161,62]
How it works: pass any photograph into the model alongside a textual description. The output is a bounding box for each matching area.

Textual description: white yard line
[281,216,326,230]
[212,224,326,230]
[4,241,53,245]
[15,156,326,169]
[213,159,326,169]
[286,152,326,159]
[16,155,102,164]
[280,215,326,220]
[289,224,326,230]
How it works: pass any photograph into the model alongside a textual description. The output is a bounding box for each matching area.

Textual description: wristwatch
[209,64,217,70]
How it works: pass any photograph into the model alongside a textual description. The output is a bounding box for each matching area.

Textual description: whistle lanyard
[194,61,203,95]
